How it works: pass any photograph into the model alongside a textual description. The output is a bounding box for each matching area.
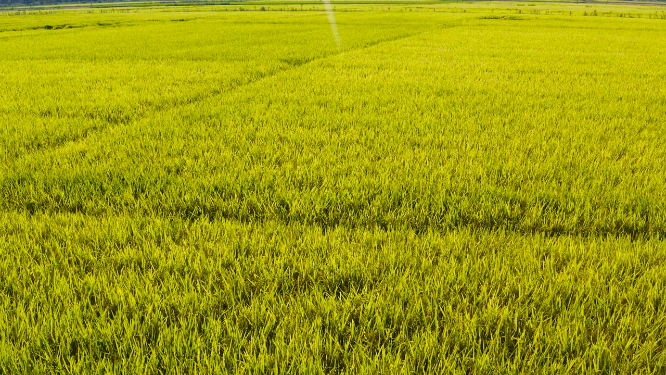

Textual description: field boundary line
[14,23,461,160]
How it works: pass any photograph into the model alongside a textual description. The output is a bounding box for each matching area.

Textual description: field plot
[1,2,666,373]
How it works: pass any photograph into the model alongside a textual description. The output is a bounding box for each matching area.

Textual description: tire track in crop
[4,24,454,179]
[4,181,663,241]
[215,25,461,97]
[16,24,459,160]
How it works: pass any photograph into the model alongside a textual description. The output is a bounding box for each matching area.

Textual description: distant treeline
[0,0,243,5]
[1,0,665,6]
[5,0,95,5]
[2,0,128,5]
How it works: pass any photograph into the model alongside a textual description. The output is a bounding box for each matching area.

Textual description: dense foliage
[1,2,666,373]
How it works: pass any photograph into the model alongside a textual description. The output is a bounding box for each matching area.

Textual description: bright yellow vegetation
[1,2,665,373]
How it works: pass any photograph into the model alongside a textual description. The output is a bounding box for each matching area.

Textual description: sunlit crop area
[1,1,666,372]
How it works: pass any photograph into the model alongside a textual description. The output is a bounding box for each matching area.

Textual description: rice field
[1,1,666,373]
